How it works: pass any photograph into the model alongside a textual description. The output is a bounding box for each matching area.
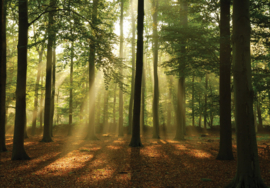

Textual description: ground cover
[1,131,270,188]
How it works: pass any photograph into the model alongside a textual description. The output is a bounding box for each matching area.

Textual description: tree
[0,0,7,152]
[129,0,144,147]
[85,0,99,140]
[42,0,55,142]
[216,0,233,160]
[118,0,124,137]
[225,0,267,187]
[12,0,30,160]
[152,0,160,139]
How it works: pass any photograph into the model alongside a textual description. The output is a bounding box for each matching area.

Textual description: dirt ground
[1,130,270,188]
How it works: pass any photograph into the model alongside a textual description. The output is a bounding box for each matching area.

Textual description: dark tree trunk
[216,0,233,160]
[129,0,144,147]
[152,0,160,139]
[68,41,74,136]
[192,74,195,127]
[85,0,99,140]
[12,0,30,160]
[118,0,124,137]
[257,100,263,131]
[0,0,7,152]
[128,0,136,135]
[140,63,145,133]
[42,0,55,142]
[204,74,208,129]
[225,0,267,186]
[175,77,185,140]
[31,48,43,136]
[50,48,56,137]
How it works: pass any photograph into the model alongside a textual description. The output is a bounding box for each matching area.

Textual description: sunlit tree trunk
[225,0,267,186]
[40,72,44,131]
[0,0,7,152]
[103,90,108,133]
[118,0,124,137]
[113,83,117,132]
[68,41,74,136]
[24,113,28,139]
[42,0,55,142]
[32,47,43,136]
[12,0,30,160]
[50,48,56,137]
[152,0,160,139]
[129,0,144,147]
[85,0,99,140]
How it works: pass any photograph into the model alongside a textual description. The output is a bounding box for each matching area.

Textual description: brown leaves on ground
[1,131,270,188]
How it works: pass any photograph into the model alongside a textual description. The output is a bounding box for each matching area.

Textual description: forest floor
[1,129,270,188]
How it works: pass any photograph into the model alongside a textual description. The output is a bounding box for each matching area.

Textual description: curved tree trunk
[226,0,267,186]
[0,0,7,152]
[12,0,30,160]
[129,0,144,147]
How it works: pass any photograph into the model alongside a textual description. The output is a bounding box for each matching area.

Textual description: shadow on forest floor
[1,130,270,188]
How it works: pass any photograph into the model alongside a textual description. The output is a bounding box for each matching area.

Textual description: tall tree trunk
[192,74,195,127]
[128,0,136,135]
[140,63,145,133]
[24,112,28,139]
[42,0,55,142]
[103,90,108,133]
[129,0,144,147]
[31,48,43,136]
[0,0,7,152]
[175,0,187,141]
[50,48,56,137]
[68,41,74,136]
[226,0,267,186]
[152,0,160,139]
[40,72,44,131]
[113,83,117,132]
[85,0,99,140]
[12,0,30,160]
[204,74,208,129]
[118,0,124,137]
[217,0,233,160]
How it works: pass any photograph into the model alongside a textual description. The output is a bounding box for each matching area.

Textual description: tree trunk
[129,0,144,147]
[42,0,55,142]
[0,0,7,152]
[85,0,99,140]
[68,41,74,136]
[113,83,117,132]
[257,99,263,131]
[225,0,267,186]
[31,48,43,136]
[50,48,56,137]
[12,0,30,160]
[40,71,44,131]
[192,74,194,127]
[204,74,208,129]
[118,0,124,137]
[103,90,108,133]
[216,0,233,160]
[152,0,160,139]
[140,62,145,133]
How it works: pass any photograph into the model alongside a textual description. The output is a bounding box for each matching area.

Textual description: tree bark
[50,48,56,137]
[216,0,233,160]
[42,0,55,142]
[225,0,267,186]
[68,41,74,136]
[152,0,160,139]
[0,0,7,152]
[192,74,194,127]
[118,0,124,137]
[85,0,99,140]
[12,0,30,160]
[129,0,144,147]
[204,74,208,129]
[257,99,263,131]
[40,71,44,131]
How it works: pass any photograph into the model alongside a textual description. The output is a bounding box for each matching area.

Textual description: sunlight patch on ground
[166,139,181,144]
[188,149,212,158]
[140,146,161,158]
[174,144,187,150]
[107,145,121,150]
[159,140,167,144]
[113,139,125,144]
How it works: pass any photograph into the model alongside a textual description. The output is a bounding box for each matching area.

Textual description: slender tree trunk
[225,0,267,186]
[128,0,136,135]
[217,0,233,160]
[31,49,43,136]
[42,0,55,142]
[40,72,44,131]
[68,41,74,136]
[140,63,145,133]
[103,90,108,133]
[113,83,117,132]
[12,0,30,160]
[192,74,195,127]
[85,0,99,140]
[50,48,56,137]
[0,0,7,152]
[118,0,124,137]
[257,99,263,131]
[152,0,160,139]
[204,74,208,129]
[129,0,144,147]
